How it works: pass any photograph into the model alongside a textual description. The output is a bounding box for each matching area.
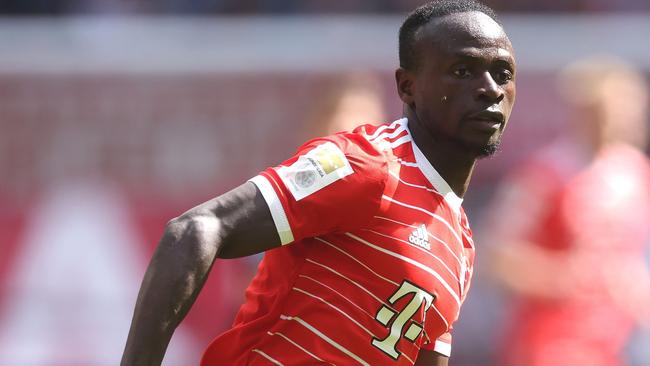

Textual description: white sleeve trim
[249,175,294,245]
[433,340,452,357]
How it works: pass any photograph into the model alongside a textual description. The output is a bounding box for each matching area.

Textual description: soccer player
[121,1,516,365]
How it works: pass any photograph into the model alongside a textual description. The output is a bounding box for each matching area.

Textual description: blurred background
[1,1,650,365]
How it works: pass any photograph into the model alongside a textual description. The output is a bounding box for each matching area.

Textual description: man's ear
[395,67,416,107]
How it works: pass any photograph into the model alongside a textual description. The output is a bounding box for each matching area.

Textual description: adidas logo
[408,224,430,250]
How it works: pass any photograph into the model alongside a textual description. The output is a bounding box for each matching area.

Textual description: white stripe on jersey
[397,159,419,168]
[299,274,430,337]
[249,176,294,244]
[389,135,411,148]
[374,216,462,265]
[305,259,434,329]
[372,125,407,142]
[403,352,416,366]
[252,349,284,365]
[315,237,399,286]
[433,340,452,357]
[428,299,450,330]
[388,170,443,198]
[368,119,405,141]
[266,331,332,365]
[363,229,460,283]
[366,122,392,141]
[305,258,389,306]
[292,287,377,337]
[299,274,376,319]
[381,195,463,248]
[279,315,371,366]
[298,275,436,338]
[345,233,461,307]
[462,230,475,249]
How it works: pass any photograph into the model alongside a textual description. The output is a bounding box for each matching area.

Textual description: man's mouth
[466,109,505,132]
[467,109,505,124]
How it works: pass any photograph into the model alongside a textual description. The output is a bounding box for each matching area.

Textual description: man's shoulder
[298,119,405,163]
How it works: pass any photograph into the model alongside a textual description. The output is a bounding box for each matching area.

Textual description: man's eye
[452,67,471,78]
[494,69,513,84]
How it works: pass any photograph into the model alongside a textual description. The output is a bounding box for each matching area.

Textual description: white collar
[403,118,463,213]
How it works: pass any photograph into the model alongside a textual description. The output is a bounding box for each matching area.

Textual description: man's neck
[405,110,478,198]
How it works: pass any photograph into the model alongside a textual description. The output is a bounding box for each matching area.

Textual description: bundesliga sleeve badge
[277,142,354,201]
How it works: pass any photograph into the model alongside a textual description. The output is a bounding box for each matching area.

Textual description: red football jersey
[201,118,475,365]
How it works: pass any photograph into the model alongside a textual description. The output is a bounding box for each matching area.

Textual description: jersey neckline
[400,118,464,214]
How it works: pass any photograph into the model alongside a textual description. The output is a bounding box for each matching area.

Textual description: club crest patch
[277,142,354,200]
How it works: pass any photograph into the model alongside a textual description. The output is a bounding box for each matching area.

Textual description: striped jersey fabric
[200,118,475,365]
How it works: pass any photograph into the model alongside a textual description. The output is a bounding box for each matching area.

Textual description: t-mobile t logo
[372,280,435,359]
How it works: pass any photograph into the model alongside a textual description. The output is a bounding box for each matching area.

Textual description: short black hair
[399,0,500,70]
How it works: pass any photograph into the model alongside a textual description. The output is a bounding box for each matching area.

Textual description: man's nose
[475,71,504,103]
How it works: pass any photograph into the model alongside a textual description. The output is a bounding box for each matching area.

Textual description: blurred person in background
[486,57,650,366]
[122,0,517,365]
[301,73,387,139]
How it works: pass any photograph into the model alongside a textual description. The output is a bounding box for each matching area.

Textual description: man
[122,1,516,365]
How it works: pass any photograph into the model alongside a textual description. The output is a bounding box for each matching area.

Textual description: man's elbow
[160,213,223,263]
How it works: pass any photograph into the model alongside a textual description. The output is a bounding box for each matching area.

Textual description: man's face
[402,11,516,157]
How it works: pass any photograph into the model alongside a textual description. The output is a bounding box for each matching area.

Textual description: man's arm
[415,350,449,366]
[121,182,280,366]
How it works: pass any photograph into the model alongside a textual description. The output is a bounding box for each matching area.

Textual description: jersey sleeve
[249,133,388,245]
[421,331,452,357]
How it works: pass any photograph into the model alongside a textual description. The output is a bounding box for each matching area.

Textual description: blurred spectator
[485,57,650,366]
[301,73,387,139]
